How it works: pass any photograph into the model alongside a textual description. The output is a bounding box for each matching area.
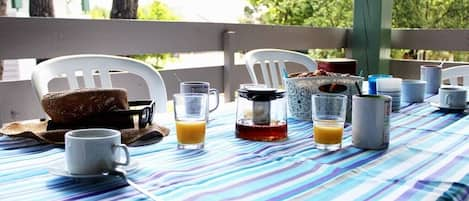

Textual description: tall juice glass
[312,94,347,150]
[173,93,208,149]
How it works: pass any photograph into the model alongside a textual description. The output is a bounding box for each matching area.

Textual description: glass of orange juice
[312,94,347,151]
[173,93,208,149]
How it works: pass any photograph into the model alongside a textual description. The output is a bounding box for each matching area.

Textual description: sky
[90,0,248,23]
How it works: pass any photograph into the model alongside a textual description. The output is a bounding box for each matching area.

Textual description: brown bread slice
[41,88,128,124]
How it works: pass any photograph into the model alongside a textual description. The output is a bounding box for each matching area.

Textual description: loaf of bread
[41,88,129,124]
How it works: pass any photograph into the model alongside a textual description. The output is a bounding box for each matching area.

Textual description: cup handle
[113,144,130,166]
[209,88,219,112]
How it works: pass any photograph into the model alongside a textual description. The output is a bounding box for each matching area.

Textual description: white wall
[6,0,88,18]
[2,59,36,81]
[5,0,28,17]
[54,0,89,18]
[2,0,86,81]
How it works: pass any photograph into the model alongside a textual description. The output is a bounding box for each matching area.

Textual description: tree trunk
[111,0,138,19]
[30,0,54,17]
[0,0,6,80]
[30,0,54,64]
[0,0,6,16]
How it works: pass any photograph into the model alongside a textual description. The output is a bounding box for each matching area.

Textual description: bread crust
[41,88,129,123]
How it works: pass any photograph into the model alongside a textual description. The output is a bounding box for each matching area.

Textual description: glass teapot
[235,88,287,141]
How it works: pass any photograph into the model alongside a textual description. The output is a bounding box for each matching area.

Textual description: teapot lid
[238,88,285,101]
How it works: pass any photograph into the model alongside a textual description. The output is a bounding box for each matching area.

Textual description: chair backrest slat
[278,62,288,87]
[464,76,469,86]
[449,77,458,86]
[82,69,96,88]
[65,71,80,89]
[269,60,280,88]
[259,61,271,87]
[442,65,469,86]
[99,69,113,88]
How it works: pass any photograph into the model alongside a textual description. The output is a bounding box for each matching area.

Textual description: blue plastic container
[368,74,392,94]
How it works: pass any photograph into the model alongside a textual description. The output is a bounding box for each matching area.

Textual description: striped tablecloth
[0,102,468,201]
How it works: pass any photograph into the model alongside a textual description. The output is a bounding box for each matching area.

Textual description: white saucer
[430,102,469,110]
[47,159,139,178]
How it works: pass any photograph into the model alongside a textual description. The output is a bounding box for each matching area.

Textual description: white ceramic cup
[65,128,130,175]
[439,87,467,109]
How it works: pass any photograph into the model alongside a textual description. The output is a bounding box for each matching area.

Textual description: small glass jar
[235,88,287,141]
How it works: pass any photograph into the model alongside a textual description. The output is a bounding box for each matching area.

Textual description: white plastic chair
[244,49,317,88]
[442,65,469,86]
[31,54,168,113]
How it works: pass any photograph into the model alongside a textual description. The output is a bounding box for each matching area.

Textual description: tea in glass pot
[235,88,287,141]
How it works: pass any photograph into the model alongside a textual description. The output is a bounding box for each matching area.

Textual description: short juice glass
[173,93,208,149]
[312,94,347,150]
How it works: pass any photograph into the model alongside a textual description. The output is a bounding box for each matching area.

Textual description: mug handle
[113,144,130,166]
[209,88,219,112]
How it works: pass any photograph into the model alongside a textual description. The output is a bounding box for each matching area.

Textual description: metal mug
[352,95,391,150]
[420,65,442,94]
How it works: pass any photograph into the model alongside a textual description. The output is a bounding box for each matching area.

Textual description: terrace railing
[0,17,467,124]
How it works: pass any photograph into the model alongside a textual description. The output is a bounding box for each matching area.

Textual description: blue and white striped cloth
[0,102,468,201]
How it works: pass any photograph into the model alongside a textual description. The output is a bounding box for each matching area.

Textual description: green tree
[133,1,180,68]
[89,6,109,19]
[392,0,468,61]
[243,0,353,59]
[138,1,179,21]
[89,1,180,68]
[244,0,353,27]
[244,0,468,61]
[393,0,468,29]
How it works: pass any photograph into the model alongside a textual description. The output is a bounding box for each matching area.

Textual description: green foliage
[308,49,346,58]
[244,0,353,27]
[391,0,468,61]
[89,1,180,68]
[131,53,176,69]
[242,0,353,59]
[133,1,180,68]
[89,6,109,19]
[392,0,468,29]
[138,1,179,21]
[244,0,468,29]
[244,0,468,61]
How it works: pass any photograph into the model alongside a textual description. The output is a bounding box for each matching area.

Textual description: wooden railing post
[352,0,393,76]
[223,30,236,102]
